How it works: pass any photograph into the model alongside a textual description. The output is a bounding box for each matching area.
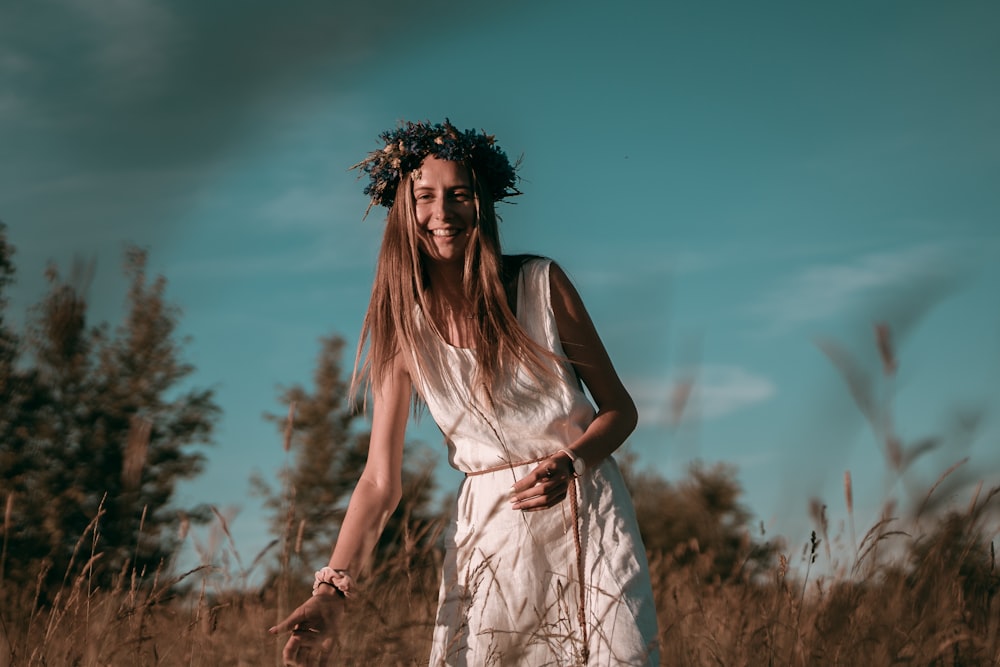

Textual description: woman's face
[412,156,476,264]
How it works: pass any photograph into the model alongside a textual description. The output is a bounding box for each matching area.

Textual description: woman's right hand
[510,452,575,511]
[269,591,344,667]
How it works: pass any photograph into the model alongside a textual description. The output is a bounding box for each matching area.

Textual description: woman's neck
[425,261,466,302]
[423,260,477,347]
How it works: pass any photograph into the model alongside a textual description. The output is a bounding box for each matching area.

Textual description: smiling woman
[269,119,659,666]
[412,157,476,265]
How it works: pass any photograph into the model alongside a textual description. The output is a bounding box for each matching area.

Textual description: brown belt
[464,456,591,664]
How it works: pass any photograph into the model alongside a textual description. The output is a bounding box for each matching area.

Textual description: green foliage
[0,235,218,599]
[0,223,35,460]
[0,221,17,366]
[254,335,439,576]
[622,458,779,582]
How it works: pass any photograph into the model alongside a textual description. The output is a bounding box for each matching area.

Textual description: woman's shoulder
[501,253,550,279]
[501,254,551,313]
[503,254,591,292]
[503,254,576,288]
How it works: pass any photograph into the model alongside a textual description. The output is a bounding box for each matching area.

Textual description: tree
[0,240,218,598]
[254,335,439,577]
[0,221,20,455]
[0,223,38,459]
[0,221,16,374]
[0,223,44,587]
[622,458,779,582]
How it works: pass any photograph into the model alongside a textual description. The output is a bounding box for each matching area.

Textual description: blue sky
[2,0,998,571]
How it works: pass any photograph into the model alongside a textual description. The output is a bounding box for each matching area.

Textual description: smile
[430,228,462,237]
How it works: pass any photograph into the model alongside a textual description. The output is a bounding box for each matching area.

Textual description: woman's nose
[433,199,451,220]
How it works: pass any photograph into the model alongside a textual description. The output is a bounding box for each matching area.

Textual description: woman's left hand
[510,452,575,511]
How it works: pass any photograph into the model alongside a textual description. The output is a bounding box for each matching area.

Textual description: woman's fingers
[510,459,571,510]
[269,607,308,635]
[511,457,569,492]
[513,484,568,511]
[282,633,335,667]
[270,594,342,634]
[270,595,342,667]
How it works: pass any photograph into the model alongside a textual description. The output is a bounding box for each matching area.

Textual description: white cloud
[630,364,776,426]
[754,243,965,330]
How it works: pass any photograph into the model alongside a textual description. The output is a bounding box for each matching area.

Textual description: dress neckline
[421,260,529,352]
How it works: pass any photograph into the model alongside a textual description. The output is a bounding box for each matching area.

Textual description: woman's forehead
[412,156,472,187]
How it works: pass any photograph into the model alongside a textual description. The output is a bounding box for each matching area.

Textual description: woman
[270,120,659,666]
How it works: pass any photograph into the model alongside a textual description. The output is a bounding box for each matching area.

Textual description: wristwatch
[559,448,586,477]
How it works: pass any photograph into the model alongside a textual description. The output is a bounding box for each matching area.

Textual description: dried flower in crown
[351,119,521,214]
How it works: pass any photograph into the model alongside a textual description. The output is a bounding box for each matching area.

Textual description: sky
[2,0,999,575]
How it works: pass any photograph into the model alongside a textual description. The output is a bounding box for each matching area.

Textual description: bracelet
[312,566,356,598]
[315,581,342,596]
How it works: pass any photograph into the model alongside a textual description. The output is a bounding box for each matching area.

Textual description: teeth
[431,229,460,237]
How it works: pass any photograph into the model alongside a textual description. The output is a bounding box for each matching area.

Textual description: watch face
[572,457,585,477]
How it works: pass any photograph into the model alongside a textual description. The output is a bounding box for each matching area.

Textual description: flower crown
[352,119,521,213]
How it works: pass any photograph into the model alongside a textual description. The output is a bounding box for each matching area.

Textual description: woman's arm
[269,353,411,663]
[548,261,638,465]
[511,261,637,511]
[325,352,411,573]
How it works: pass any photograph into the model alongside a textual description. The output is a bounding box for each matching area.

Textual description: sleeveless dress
[412,258,659,666]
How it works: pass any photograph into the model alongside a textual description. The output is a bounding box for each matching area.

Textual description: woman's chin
[425,245,467,264]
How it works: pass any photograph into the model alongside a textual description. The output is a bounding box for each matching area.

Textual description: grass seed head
[283,402,296,452]
[874,322,897,376]
[843,471,854,514]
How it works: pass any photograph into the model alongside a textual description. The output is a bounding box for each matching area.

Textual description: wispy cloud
[754,243,967,331]
[631,364,776,427]
[169,230,379,282]
[0,50,31,73]
[0,50,35,122]
[569,246,720,289]
[260,186,361,231]
[66,0,177,89]
[0,92,25,123]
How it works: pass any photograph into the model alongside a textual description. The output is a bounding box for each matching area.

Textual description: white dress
[412,258,659,666]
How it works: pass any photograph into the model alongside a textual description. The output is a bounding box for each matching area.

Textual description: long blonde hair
[351,160,559,409]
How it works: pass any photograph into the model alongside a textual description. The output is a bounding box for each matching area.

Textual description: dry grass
[0,496,444,666]
[1,483,996,667]
[653,498,1000,667]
